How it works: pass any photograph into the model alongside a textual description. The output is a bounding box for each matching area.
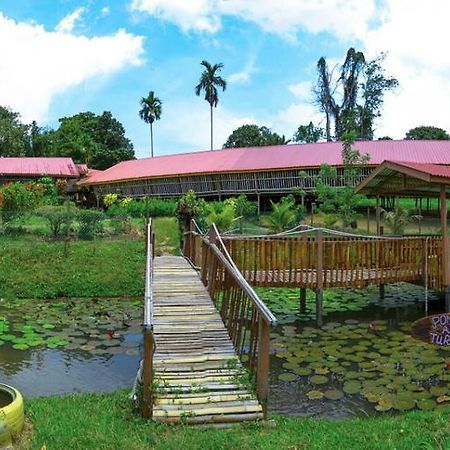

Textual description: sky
[0,1,449,159]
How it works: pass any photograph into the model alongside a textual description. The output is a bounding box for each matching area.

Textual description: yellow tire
[0,384,24,445]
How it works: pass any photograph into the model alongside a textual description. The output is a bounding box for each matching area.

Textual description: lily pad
[306,390,324,400]
[417,398,436,410]
[279,372,296,382]
[310,375,328,385]
[324,389,344,400]
[343,381,362,395]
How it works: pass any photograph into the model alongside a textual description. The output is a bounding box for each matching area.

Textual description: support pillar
[440,185,450,311]
[257,193,261,217]
[379,224,385,300]
[316,289,323,327]
[300,287,307,314]
[376,196,381,236]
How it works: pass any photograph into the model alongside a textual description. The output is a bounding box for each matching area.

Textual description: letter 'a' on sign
[411,313,450,346]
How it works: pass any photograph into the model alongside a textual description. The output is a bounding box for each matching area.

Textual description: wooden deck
[151,256,263,426]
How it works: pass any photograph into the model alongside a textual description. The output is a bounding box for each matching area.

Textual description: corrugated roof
[83,140,450,185]
[0,157,80,177]
[388,160,450,179]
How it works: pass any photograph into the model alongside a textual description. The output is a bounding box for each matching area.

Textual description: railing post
[142,327,155,418]
[315,229,323,327]
[256,316,270,420]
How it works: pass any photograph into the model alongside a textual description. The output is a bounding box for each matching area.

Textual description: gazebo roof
[355,160,450,197]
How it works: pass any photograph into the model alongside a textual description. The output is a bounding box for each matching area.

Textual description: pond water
[258,284,450,419]
[0,297,142,397]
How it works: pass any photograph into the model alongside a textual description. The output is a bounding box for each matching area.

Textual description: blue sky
[0,1,449,159]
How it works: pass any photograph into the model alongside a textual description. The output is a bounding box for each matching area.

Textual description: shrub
[37,204,75,237]
[261,199,298,233]
[175,191,206,232]
[77,209,105,240]
[205,203,237,232]
[0,181,45,222]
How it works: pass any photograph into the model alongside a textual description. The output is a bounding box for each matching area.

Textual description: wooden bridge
[141,220,276,426]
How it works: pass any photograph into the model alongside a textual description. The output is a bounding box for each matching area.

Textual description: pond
[258,284,450,418]
[0,297,142,397]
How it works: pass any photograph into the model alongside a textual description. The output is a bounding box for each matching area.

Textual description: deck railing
[221,233,443,291]
[185,222,277,418]
[142,219,155,418]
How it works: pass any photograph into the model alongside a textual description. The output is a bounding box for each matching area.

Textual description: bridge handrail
[142,219,155,419]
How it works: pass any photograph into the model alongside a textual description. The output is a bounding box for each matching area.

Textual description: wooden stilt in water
[440,185,450,312]
[300,287,306,314]
[316,289,323,327]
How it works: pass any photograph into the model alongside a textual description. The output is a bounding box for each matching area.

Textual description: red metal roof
[387,160,450,179]
[82,140,450,185]
[0,157,80,177]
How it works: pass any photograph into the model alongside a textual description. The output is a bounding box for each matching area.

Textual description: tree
[261,197,298,233]
[293,122,324,143]
[223,124,289,148]
[314,48,398,141]
[195,60,227,151]
[405,126,450,140]
[49,112,135,169]
[139,91,162,158]
[0,106,29,156]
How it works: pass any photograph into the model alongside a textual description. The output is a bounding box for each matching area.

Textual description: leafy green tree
[315,132,370,228]
[139,91,162,157]
[293,122,324,143]
[223,124,289,148]
[195,60,227,150]
[405,126,450,140]
[315,49,398,141]
[0,106,29,156]
[383,208,421,235]
[48,112,134,169]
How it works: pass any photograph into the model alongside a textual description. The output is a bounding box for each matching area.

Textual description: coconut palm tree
[195,60,226,151]
[139,91,162,158]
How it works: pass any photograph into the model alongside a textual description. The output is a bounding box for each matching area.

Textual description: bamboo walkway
[151,256,264,426]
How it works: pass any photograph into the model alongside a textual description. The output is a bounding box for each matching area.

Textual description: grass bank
[24,390,449,450]
[0,217,179,299]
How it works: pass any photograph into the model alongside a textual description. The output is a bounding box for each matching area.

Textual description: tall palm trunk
[210,103,213,151]
[150,122,154,158]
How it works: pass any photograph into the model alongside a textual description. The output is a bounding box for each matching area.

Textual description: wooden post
[300,287,307,314]
[379,225,385,300]
[311,203,315,226]
[257,193,261,217]
[440,185,450,311]
[376,196,381,236]
[256,317,270,420]
[367,207,370,234]
[316,229,323,326]
[142,328,155,418]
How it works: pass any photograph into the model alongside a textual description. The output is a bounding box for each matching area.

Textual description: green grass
[0,217,179,299]
[23,390,449,450]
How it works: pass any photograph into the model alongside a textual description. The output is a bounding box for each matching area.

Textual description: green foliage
[261,197,298,233]
[315,135,370,228]
[323,213,339,228]
[405,126,450,140]
[77,209,105,240]
[383,208,421,235]
[175,190,206,232]
[36,176,59,200]
[46,111,135,169]
[293,122,324,143]
[37,204,74,237]
[0,181,45,222]
[205,202,237,232]
[0,106,29,156]
[25,390,449,450]
[223,124,290,148]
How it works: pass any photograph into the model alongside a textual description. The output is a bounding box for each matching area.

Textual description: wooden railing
[186,223,277,418]
[221,232,444,291]
[183,219,204,269]
[142,219,155,418]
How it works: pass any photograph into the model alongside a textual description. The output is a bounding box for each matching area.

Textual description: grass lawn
[0,217,179,299]
[22,390,449,450]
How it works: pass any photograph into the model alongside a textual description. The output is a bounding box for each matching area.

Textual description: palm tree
[139,91,162,158]
[195,60,226,151]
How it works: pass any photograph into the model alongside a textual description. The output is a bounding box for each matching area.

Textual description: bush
[104,196,177,219]
[175,191,206,232]
[0,181,45,222]
[37,204,75,237]
[261,198,298,233]
[77,209,104,240]
[205,203,237,232]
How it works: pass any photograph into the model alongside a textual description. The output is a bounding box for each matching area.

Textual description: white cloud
[288,81,313,100]
[130,0,376,39]
[229,56,257,85]
[101,6,111,17]
[130,0,220,33]
[273,102,323,138]
[0,13,144,123]
[55,7,85,33]
[364,0,450,138]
